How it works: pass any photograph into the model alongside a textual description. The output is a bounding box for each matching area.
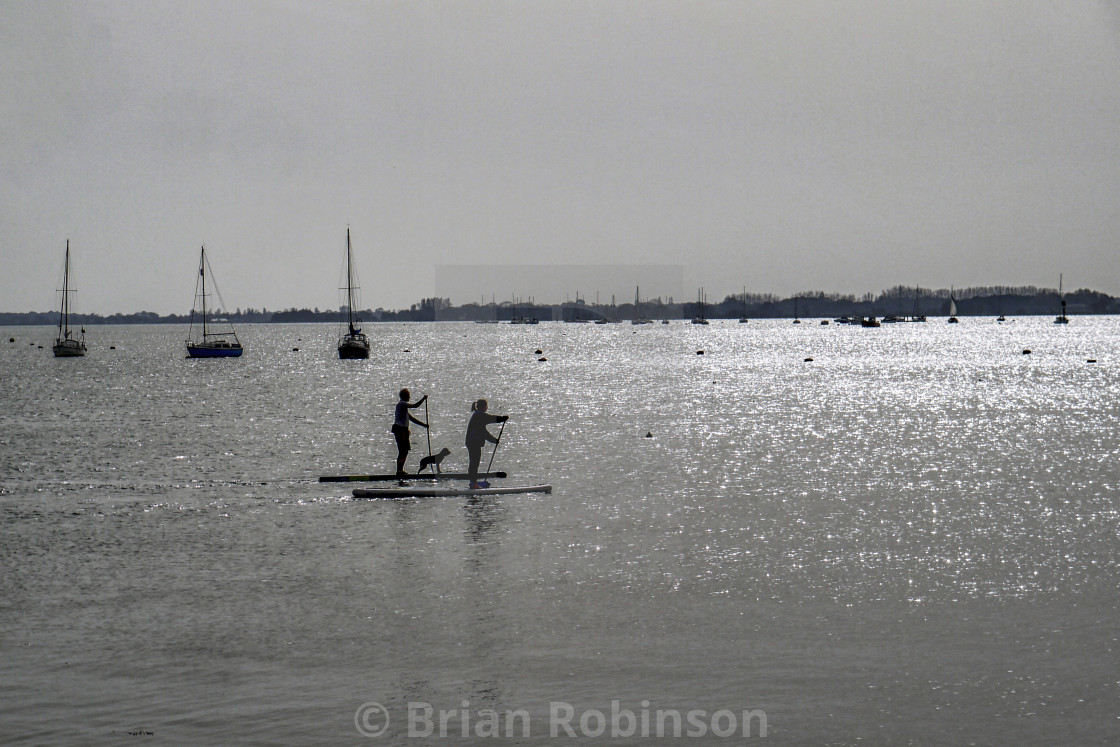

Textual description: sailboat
[52,240,87,357]
[792,297,801,324]
[631,286,652,324]
[909,285,927,322]
[186,246,243,358]
[338,228,371,359]
[1054,274,1069,324]
[947,287,959,323]
[691,288,709,325]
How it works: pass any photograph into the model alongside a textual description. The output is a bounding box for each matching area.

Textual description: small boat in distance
[338,228,371,359]
[186,246,243,358]
[947,288,959,323]
[52,240,87,357]
[631,287,653,324]
[909,285,927,322]
[1054,274,1069,324]
[691,288,709,325]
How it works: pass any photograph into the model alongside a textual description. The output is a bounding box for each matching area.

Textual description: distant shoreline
[4,286,1117,325]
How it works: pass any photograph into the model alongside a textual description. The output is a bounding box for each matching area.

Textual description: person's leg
[395,428,410,474]
[467,444,481,486]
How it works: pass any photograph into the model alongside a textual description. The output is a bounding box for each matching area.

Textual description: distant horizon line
[13,281,1114,318]
[4,284,1117,322]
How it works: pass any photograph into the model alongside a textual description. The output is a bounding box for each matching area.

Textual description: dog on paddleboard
[417,447,452,473]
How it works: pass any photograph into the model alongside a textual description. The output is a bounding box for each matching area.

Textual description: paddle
[423,396,433,471]
[479,418,507,488]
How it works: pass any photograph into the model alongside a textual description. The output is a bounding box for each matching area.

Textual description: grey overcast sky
[3,0,1120,314]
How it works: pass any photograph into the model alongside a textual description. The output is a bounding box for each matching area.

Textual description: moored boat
[691,287,709,324]
[338,228,371,359]
[52,240,87,357]
[1054,274,1069,324]
[186,246,243,358]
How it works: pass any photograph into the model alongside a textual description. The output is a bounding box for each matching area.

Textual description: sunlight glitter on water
[3,318,1120,744]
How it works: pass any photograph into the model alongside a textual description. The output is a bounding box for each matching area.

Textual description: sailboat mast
[199,247,208,339]
[59,240,70,338]
[346,228,355,328]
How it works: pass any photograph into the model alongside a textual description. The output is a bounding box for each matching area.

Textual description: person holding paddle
[465,398,508,489]
[392,388,428,476]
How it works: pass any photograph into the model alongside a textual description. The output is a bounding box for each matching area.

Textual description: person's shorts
[392,425,410,453]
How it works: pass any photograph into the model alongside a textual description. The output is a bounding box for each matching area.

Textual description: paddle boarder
[465,399,508,489]
[392,388,428,475]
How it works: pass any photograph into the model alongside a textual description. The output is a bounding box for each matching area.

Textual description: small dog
[417,447,452,473]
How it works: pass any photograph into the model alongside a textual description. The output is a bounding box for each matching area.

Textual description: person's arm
[407,395,428,409]
[484,414,508,442]
[409,414,428,428]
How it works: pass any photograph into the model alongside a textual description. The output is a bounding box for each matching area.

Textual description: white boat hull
[354,484,552,499]
[52,339,87,357]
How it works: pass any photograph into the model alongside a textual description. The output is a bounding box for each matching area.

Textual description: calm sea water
[2,318,1118,745]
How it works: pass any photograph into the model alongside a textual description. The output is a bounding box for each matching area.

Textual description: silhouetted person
[392,388,427,475]
[465,398,507,488]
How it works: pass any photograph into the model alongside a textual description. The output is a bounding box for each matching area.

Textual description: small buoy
[538,357,547,362]
[645,432,653,438]
[697,350,704,355]
[534,349,543,354]
[804,357,813,362]
[403,349,410,353]
[292,347,299,352]
[1087,359,1097,363]
[8,337,13,343]
[109,345,116,350]
[37,345,43,349]
[1022,349,1031,355]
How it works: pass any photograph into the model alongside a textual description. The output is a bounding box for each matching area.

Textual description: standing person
[392,388,428,476]
[465,399,508,489]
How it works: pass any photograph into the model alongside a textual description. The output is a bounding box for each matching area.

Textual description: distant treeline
[2,286,1117,325]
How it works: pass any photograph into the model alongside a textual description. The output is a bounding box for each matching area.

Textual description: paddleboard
[353,484,551,499]
[320,471,507,483]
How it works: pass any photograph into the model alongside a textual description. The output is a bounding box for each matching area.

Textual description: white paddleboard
[353,484,552,499]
